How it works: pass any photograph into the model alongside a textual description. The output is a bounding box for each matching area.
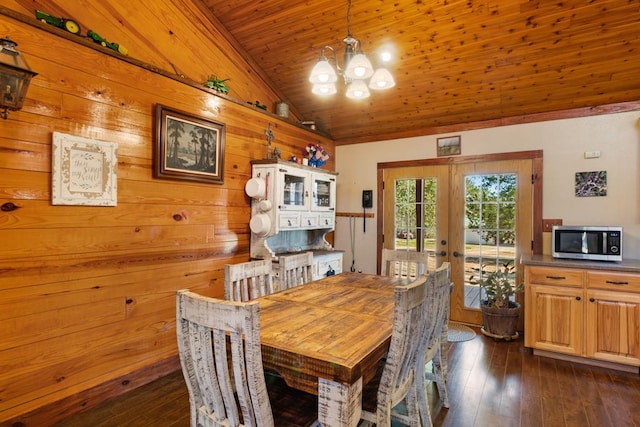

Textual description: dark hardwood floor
[53,327,640,427]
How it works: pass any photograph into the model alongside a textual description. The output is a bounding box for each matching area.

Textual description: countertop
[521,254,640,274]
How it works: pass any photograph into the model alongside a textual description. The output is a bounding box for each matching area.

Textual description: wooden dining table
[257,272,405,427]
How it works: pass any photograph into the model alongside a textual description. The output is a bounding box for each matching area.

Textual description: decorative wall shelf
[0,6,332,138]
[336,212,375,218]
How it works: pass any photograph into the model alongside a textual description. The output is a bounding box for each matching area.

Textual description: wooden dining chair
[381,248,432,280]
[359,274,431,427]
[176,290,318,427]
[419,262,452,424]
[360,265,452,427]
[382,251,452,407]
[224,259,275,301]
[278,252,313,290]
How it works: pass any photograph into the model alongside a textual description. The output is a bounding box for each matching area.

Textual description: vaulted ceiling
[199,0,640,145]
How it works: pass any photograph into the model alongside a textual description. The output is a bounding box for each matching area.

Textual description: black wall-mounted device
[362,190,373,209]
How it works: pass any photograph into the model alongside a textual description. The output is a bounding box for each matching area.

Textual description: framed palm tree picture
[154,104,225,184]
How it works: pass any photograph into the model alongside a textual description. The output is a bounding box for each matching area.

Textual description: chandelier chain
[346,0,352,37]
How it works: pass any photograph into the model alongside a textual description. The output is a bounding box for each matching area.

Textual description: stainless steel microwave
[552,225,622,262]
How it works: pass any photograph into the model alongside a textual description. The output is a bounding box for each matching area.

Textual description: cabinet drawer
[318,213,334,228]
[587,271,640,293]
[526,266,583,287]
[278,213,300,229]
[314,253,343,280]
[300,213,318,228]
[318,257,342,276]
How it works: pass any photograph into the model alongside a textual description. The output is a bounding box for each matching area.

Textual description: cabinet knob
[589,298,595,302]
[576,296,582,301]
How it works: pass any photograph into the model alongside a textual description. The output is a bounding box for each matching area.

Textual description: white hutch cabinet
[245,159,343,280]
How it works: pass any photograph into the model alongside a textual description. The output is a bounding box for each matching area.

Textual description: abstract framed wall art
[575,170,607,197]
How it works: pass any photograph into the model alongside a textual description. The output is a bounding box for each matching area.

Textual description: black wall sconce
[0,37,37,120]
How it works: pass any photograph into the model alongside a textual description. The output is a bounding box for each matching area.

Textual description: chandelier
[308,0,395,100]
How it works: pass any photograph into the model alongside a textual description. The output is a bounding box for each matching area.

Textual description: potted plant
[470,260,524,340]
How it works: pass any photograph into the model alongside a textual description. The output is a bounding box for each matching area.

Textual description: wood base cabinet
[525,264,640,368]
[525,283,583,356]
[585,271,640,365]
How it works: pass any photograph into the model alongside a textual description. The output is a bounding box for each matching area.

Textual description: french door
[381,156,535,325]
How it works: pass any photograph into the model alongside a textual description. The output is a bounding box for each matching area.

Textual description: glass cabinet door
[311,172,336,212]
[279,167,308,210]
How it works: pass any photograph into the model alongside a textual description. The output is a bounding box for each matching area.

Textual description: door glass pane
[394,178,437,270]
[464,173,517,309]
[395,179,416,250]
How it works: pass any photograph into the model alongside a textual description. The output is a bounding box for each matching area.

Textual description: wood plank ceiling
[198,0,640,145]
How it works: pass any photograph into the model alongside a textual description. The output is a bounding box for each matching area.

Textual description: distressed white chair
[381,251,452,414]
[278,252,313,290]
[176,290,318,427]
[361,264,451,427]
[418,262,452,425]
[381,248,433,280]
[360,274,431,426]
[224,259,274,301]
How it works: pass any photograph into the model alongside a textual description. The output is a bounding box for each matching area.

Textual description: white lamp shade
[368,67,395,90]
[312,83,337,96]
[345,80,370,99]
[309,59,338,84]
[344,53,374,80]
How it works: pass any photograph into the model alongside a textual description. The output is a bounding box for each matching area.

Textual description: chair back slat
[225,259,275,301]
[278,252,313,290]
[381,248,433,280]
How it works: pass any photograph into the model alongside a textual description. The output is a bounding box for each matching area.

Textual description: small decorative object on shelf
[35,9,81,35]
[87,30,128,55]
[304,143,329,168]
[299,121,317,130]
[204,75,230,94]
[275,101,289,118]
[252,100,267,110]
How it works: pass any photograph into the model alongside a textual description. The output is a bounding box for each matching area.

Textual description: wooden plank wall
[0,1,334,424]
